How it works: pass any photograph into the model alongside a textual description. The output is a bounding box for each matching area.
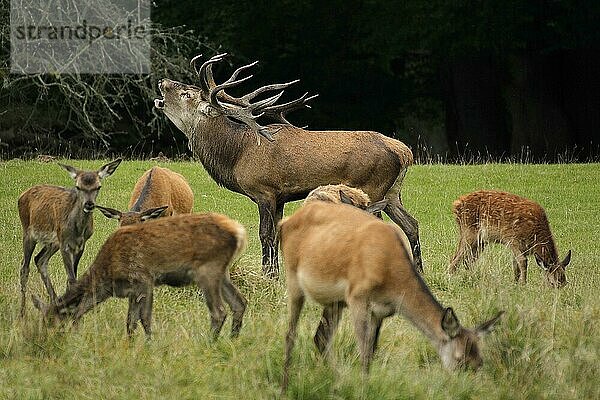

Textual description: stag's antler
[191,53,318,143]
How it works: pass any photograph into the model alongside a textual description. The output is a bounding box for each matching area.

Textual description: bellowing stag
[155,53,422,277]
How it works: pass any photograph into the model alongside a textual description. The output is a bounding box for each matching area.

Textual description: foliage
[0,160,599,399]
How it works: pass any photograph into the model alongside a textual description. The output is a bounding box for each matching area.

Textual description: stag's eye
[180,92,191,99]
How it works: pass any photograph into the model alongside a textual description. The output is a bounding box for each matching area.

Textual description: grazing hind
[448,190,571,288]
[32,213,248,339]
[279,202,502,391]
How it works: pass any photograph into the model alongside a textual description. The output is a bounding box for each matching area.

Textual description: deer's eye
[180,92,191,99]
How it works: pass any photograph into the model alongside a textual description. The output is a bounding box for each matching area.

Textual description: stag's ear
[476,311,504,338]
[534,253,546,269]
[141,206,168,221]
[441,307,461,339]
[366,199,388,214]
[58,163,79,179]
[97,158,122,179]
[95,205,122,220]
[339,190,354,206]
[561,250,572,267]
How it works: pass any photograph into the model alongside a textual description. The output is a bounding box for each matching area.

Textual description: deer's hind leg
[313,301,345,355]
[34,243,60,304]
[20,235,36,317]
[221,276,247,338]
[194,263,227,339]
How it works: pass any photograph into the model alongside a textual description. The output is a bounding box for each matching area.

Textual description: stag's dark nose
[84,201,95,212]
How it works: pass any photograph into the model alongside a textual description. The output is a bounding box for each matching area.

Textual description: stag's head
[155,53,317,143]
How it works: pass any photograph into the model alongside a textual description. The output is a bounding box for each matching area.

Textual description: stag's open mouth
[154,98,165,109]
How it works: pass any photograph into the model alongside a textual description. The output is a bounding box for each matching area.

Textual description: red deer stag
[18,159,122,316]
[96,166,194,226]
[154,53,421,277]
[32,213,248,339]
[448,190,571,288]
[278,202,502,391]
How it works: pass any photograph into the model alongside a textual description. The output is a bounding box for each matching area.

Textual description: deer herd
[15,54,571,391]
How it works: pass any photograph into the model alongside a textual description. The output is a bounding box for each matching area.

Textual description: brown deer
[95,166,194,226]
[18,159,122,316]
[278,202,502,391]
[304,184,388,214]
[154,53,422,278]
[32,213,248,339]
[448,190,571,288]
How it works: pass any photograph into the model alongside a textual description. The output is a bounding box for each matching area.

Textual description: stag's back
[129,167,194,216]
[453,190,554,252]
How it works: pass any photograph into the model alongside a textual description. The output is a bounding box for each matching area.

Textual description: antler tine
[208,61,259,106]
[195,53,228,92]
[251,91,286,112]
[209,75,254,106]
[239,80,300,103]
[264,93,319,124]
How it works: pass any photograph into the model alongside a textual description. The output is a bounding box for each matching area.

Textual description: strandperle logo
[10,0,151,74]
[14,19,147,43]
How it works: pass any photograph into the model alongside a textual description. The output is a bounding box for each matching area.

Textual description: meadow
[0,159,598,399]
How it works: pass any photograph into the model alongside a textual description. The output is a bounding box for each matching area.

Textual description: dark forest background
[1,0,599,161]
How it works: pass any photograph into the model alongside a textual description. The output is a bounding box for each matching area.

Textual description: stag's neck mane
[189,115,256,192]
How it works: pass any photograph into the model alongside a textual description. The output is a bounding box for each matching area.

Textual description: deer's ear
[476,311,504,338]
[441,307,461,339]
[366,199,388,214]
[98,158,122,179]
[339,190,354,206]
[58,163,79,179]
[95,205,122,220]
[141,206,168,221]
[534,253,546,269]
[561,250,572,267]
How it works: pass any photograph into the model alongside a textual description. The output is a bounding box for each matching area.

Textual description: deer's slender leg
[511,249,528,284]
[221,276,247,337]
[199,277,227,339]
[139,288,153,340]
[348,295,376,373]
[257,198,281,278]
[313,301,345,355]
[384,202,423,273]
[19,235,36,317]
[72,247,85,280]
[60,247,77,287]
[282,285,305,393]
[34,244,60,303]
[126,295,142,338]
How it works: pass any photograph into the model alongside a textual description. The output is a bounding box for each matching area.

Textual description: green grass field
[0,160,598,399]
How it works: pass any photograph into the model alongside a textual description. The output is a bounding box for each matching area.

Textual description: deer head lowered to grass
[448,190,572,288]
[96,166,194,226]
[278,201,503,391]
[32,213,248,339]
[155,53,422,278]
[17,159,122,316]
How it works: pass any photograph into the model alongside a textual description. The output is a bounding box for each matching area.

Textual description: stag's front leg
[257,199,283,278]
